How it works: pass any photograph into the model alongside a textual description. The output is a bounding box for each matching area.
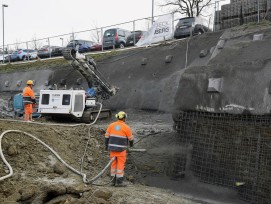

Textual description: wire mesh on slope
[174,111,271,204]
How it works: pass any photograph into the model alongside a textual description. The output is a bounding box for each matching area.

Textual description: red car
[126,30,146,47]
[90,43,102,51]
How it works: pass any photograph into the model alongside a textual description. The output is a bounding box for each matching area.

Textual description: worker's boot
[115,177,127,187]
[110,176,116,186]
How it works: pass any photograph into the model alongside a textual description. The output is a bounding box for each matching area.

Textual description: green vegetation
[0,58,69,73]
[0,49,132,73]
[231,20,271,31]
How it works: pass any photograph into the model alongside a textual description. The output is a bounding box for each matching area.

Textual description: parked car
[0,54,9,63]
[66,40,94,53]
[9,49,37,61]
[90,43,102,51]
[174,17,211,39]
[37,45,63,58]
[25,50,38,60]
[126,30,146,46]
[102,28,131,49]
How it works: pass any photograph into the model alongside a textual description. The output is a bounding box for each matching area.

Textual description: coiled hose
[0,130,115,184]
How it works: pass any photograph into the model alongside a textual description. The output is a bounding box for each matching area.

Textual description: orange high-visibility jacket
[23,86,35,105]
[105,120,133,152]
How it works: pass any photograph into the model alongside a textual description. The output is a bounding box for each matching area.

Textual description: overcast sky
[0,0,230,49]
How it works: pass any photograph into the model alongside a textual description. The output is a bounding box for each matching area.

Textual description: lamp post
[60,37,63,47]
[2,4,8,64]
[257,0,260,23]
[152,0,154,25]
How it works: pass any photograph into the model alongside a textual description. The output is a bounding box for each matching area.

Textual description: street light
[2,4,8,64]
[60,37,63,47]
[152,0,154,25]
[257,0,260,23]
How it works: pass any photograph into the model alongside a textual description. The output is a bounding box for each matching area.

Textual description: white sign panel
[136,14,173,46]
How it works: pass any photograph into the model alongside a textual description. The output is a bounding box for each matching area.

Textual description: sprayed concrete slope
[174,24,271,115]
[0,31,223,113]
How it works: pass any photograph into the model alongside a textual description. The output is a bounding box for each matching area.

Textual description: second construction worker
[23,80,36,122]
[105,111,134,187]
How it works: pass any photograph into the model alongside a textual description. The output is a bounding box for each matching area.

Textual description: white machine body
[38,90,96,118]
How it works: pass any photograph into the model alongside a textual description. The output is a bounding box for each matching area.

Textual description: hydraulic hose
[80,102,103,172]
[0,102,102,127]
[0,129,115,184]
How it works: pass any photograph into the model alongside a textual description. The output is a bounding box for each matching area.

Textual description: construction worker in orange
[23,80,36,122]
[105,111,134,187]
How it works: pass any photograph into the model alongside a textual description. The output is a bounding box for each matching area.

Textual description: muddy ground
[0,111,198,204]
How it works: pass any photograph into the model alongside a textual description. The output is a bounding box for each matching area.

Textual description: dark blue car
[66,40,94,53]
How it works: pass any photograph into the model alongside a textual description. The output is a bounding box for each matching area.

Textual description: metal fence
[174,111,271,204]
[0,8,220,63]
[1,14,161,56]
[2,1,270,56]
[3,1,265,63]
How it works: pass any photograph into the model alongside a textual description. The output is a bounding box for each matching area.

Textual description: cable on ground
[0,129,115,184]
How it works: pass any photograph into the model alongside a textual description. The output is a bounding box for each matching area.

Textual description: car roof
[131,30,145,33]
[104,28,130,32]
[178,17,195,20]
[69,39,94,43]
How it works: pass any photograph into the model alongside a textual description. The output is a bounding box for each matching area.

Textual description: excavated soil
[0,111,197,204]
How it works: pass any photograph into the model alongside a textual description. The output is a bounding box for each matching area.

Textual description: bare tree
[15,39,21,50]
[90,21,101,43]
[30,35,42,50]
[160,0,212,17]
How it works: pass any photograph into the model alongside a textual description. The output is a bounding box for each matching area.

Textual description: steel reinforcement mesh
[174,111,271,204]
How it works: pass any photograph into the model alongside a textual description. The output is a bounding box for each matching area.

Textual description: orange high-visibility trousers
[24,104,33,114]
[110,150,127,178]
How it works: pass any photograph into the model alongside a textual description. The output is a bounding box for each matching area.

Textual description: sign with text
[136,14,173,46]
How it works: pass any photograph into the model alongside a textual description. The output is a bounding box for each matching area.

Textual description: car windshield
[179,18,195,26]
[104,29,116,37]
[132,31,142,35]
[67,40,79,46]
[86,42,93,46]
